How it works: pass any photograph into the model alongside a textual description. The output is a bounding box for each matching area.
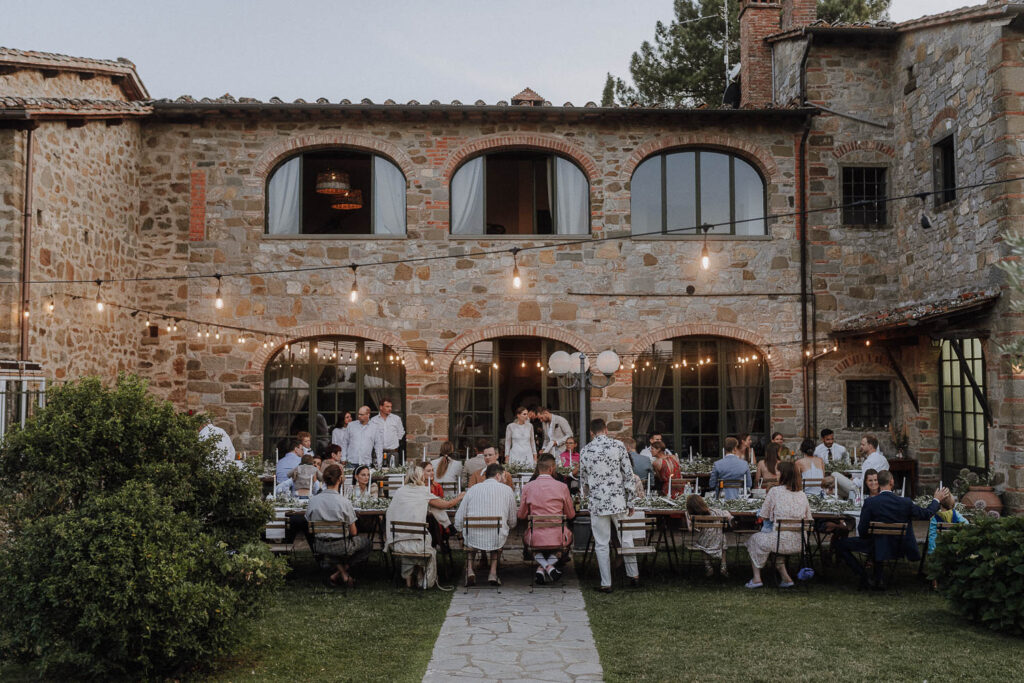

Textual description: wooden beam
[949,338,994,427]
[883,346,921,414]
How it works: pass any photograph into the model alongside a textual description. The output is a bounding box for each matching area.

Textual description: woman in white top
[431,440,463,486]
[794,438,826,496]
[505,406,537,467]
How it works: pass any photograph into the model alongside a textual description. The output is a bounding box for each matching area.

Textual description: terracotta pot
[960,486,1003,515]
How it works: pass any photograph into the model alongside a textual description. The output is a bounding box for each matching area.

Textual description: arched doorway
[264,337,406,458]
[632,336,768,457]
[449,337,585,454]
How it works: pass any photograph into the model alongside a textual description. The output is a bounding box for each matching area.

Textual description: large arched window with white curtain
[450,151,590,235]
[631,149,767,236]
[265,148,406,236]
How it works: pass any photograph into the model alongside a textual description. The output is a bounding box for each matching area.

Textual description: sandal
[779,581,794,588]
[488,575,501,587]
[744,580,763,589]
[465,572,476,587]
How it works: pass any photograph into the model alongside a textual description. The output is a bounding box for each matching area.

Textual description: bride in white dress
[504,406,537,467]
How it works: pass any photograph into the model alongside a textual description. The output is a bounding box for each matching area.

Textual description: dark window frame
[448,150,591,236]
[264,148,407,236]
[844,379,892,430]
[939,339,988,477]
[841,166,889,226]
[630,148,768,237]
[933,134,956,207]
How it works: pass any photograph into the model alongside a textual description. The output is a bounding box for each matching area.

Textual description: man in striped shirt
[454,463,518,586]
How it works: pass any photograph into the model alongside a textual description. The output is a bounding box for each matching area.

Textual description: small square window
[933,135,956,206]
[846,380,892,430]
[842,167,887,225]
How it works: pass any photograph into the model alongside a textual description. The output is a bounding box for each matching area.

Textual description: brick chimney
[781,0,816,31]
[739,0,779,107]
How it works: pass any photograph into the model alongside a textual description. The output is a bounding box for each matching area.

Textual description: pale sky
[1,0,986,104]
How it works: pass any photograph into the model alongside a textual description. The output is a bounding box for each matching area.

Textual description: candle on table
[901,477,906,497]
[689,446,693,463]
[695,477,700,495]
[668,477,672,498]
[647,473,651,497]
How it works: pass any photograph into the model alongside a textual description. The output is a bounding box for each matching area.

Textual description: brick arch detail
[833,141,896,159]
[928,106,959,138]
[252,133,416,180]
[442,133,600,183]
[627,323,778,372]
[830,352,892,375]
[249,322,415,372]
[439,324,597,373]
[621,134,780,184]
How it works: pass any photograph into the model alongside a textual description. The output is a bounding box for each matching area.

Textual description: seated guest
[685,494,733,577]
[756,442,782,488]
[289,454,323,497]
[814,428,849,463]
[469,445,514,488]
[431,440,463,487]
[863,469,880,498]
[708,437,752,499]
[455,463,518,586]
[422,460,445,498]
[464,438,490,481]
[559,436,581,471]
[625,436,654,484]
[927,489,968,555]
[297,430,314,457]
[650,441,682,497]
[348,465,377,534]
[306,463,370,588]
[420,459,462,549]
[835,472,946,590]
[744,462,813,588]
[639,432,672,462]
[519,454,575,584]
[771,431,793,460]
[275,440,303,492]
[834,434,889,499]
[794,438,825,495]
[322,444,343,470]
[385,464,464,589]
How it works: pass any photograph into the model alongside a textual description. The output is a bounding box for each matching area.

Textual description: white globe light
[596,350,620,376]
[569,352,590,373]
[548,350,571,375]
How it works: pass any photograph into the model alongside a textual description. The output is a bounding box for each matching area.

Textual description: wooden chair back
[868,521,908,537]
[935,521,960,533]
[668,476,696,491]
[618,516,656,545]
[689,514,730,532]
[378,480,404,497]
[775,518,814,535]
[461,515,504,552]
[802,478,823,489]
[308,520,350,538]
[720,479,745,490]
[527,514,567,552]
[440,481,459,496]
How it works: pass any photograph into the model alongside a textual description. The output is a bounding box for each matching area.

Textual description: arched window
[451,151,589,235]
[266,149,406,236]
[633,337,768,456]
[631,149,766,236]
[264,337,405,457]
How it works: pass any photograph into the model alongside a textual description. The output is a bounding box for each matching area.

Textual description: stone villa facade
[1,0,1022,512]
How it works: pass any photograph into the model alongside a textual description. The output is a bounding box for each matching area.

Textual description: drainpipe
[798,32,814,437]
[19,127,34,362]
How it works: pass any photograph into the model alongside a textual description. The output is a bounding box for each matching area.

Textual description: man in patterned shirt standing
[579,418,638,592]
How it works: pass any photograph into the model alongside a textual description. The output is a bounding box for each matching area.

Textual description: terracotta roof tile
[0,96,152,117]
[0,46,148,99]
[832,289,1001,335]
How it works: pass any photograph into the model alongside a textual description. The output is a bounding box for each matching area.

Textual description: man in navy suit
[708,437,752,500]
[836,471,947,589]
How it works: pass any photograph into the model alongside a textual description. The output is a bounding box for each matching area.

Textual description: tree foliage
[0,375,285,678]
[609,0,890,107]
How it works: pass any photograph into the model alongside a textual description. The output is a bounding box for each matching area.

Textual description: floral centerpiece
[371,466,408,478]
[631,496,682,510]
[504,461,535,476]
[678,457,715,474]
[268,493,307,509]
[808,496,857,515]
[352,496,391,511]
[825,457,856,474]
[703,494,761,513]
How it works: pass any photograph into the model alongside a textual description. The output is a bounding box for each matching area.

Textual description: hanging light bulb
[492,362,499,370]
[197,328,203,339]
[865,340,871,347]
[172,320,178,332]
[94,280,104,311]
[511,247,522,289]
[214,329,221,340]
[349,264,359,302]
[47,298,55,313]
[214,274,224,310]
[699,224,711,270]
[521,360,526,368]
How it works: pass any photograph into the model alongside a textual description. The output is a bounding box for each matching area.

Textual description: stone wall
[0,129,26,360]
[0,70,127,100]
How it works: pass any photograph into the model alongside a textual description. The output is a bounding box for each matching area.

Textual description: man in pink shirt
[518,454,576,583]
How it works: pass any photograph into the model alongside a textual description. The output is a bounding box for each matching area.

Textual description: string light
[511,247,522,289]
[214,274,224,310]
[94,280,104,312]
[349,264,359,302]
[47,298,54,313]
[699,224,711,271]
[865,340,871,347]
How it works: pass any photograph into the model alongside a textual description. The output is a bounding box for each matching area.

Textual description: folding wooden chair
[308,520,349,566]
[387,520,432,587]
[263,517,294,555]
[683,514,731,577]
[525,514,569,593]
[460,516,505,590]
[439,481,459,497]
[667,476,697,498]
[614,516,658,586]
[917,521,961,577]
[866,521,910,593]
[771,518,814,590]
[718,479,746,496]
[378,480,404,498]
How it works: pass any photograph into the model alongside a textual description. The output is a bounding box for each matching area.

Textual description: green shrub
[0,375,286,678]
[927,516,1024,636]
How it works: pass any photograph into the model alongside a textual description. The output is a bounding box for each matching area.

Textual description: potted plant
[888,422,909,459]
[953,467,1004,515]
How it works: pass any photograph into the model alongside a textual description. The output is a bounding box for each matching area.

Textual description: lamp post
[547,349,620,445]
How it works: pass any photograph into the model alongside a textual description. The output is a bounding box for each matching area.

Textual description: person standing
[331,411,353,455]
[371,398,405,466]
[539,407,573,456]
[199,420,239,468]
[814,428,849,463]
[579,418,638,592]
[344,406,382,468]
[505,406,538,467]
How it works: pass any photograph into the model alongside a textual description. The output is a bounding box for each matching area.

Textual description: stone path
[422,566,603,682]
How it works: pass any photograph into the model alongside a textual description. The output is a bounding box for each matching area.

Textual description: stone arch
[621,134,780,185]
[249,321,415,371]
[627,322,779,372]
[928,106,959,139]
[440,323,597,373]
[442,132,600,183]
[830,351,893,376]
[834,141,896,160]
[252,132,416,180]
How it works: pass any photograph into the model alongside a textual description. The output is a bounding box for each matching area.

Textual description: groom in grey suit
[708,437,752,500]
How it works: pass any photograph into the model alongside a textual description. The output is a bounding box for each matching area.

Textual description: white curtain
[633,355,668,438]
[373,158,407,235]
[267,157,301,235]
[555,157,589,235]
[451,157,484,235]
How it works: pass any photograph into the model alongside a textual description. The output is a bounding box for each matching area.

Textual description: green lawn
[583,561,1023,682]
[197,551,452,682]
